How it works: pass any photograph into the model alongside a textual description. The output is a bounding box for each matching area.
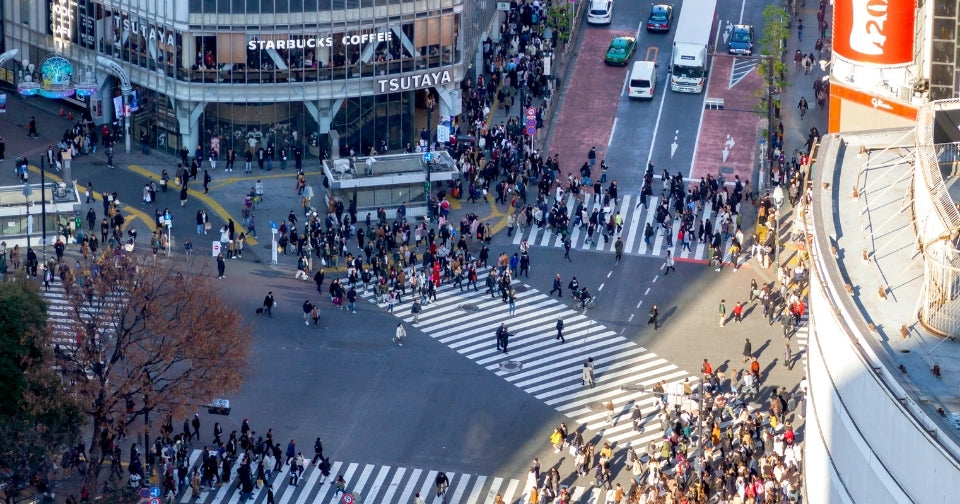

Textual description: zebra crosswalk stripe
[362,277,696,450]
[41,282,127,353]
[507,191,740,261]
[174,451,649,504]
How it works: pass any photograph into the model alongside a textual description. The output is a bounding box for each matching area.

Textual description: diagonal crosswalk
[510,192,731,260]
[177,449,620,504]
[362,277,696,449]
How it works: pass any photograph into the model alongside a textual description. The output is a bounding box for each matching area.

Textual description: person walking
[582,362,595,388]
[216,252,226,279]
[411,299,422,324]
[749,356,761,384]
[302,300,314,325]
[394,322,406,346]
[648,305,659,330]
[718,299,727,327]
[203,170,212,193]
[797,97,809,119]
[742,338,753,363]
[604,400,616,426]
[549,274,562,297]
[563,238,572,262]
[614,236,624,263]
[262,292,275,317]
[784,342,793,369]
[26,116,38,138]
[555,318,565,343]
[191,414,201,441]
[496,323,507,351]
[733,301,744,323]
[663,250,676,275]
[781,307,794,338]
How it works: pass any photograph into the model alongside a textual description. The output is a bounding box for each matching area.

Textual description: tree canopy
[51,254,251,487]
[0,271,81,503]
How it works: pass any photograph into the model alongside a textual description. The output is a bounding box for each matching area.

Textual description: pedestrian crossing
[793,313,809,370]
[510,192,727,260]
[176,450,619,504]
[361,278,697,450]
[42,281,124,354]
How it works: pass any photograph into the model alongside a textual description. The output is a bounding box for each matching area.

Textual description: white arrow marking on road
[670,130,679,158]
[722,134,736,162]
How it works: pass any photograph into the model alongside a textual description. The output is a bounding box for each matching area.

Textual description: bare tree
[52,254,251,489]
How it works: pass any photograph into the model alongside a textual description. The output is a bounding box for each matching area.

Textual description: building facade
[2,0,499,158]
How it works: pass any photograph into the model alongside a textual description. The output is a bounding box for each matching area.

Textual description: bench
[704,97,725,110]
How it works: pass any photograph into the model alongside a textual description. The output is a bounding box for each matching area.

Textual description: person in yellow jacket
[550,428,563,453]
[528,486,539,504]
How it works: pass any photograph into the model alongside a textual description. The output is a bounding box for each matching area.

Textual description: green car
[604,36,636,66]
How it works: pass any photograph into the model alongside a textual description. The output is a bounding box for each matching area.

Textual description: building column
[304,98,344,134]
[433,83,462,140]
[175,101,204,154]
[182,36,196,69]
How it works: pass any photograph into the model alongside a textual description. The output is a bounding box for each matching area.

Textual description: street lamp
[772,185,784,270]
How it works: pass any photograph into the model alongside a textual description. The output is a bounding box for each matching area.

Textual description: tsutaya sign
[247,31,393,51]
[376,70,452,93]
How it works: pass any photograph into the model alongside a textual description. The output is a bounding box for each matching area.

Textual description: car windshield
[732,31,751,43]
[649,13,668,22]
[609,47,626,55]
[591,9,609,15]
[672,64,703,79]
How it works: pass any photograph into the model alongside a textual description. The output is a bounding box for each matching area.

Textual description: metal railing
[915,102,960,336]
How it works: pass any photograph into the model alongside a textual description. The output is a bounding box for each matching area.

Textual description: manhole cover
[460,303,481,312]
[499,360,522,373]
[513,285,529,293]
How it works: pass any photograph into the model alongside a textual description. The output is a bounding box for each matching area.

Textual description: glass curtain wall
[12,0,472,158]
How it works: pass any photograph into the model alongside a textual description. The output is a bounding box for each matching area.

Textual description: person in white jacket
[394,322,406,346]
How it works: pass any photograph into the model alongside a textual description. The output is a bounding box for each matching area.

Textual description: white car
[587,0,613,25]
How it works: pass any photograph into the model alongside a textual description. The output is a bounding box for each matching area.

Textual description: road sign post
[423,152,433,221]
[525,107,538,152]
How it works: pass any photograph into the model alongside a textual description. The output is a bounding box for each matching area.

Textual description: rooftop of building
[322,150,459,189]
[815,127,960,449]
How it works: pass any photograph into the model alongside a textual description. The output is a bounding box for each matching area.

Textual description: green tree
[756,5,792,138]
[757,5,791,89]
[545,5,573,46]
[52,256,251,492]
[0,271,82,504]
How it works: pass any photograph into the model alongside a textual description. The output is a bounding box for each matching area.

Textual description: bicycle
[575,295,597,310]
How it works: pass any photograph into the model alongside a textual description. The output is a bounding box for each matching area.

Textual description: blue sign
[269,221,279,230]
[423,152,434,162]
[150,486,161,498]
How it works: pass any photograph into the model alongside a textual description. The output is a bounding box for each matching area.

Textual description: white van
[628,61,658,99]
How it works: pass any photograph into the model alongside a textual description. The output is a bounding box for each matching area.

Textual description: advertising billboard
[833,0,916,65]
